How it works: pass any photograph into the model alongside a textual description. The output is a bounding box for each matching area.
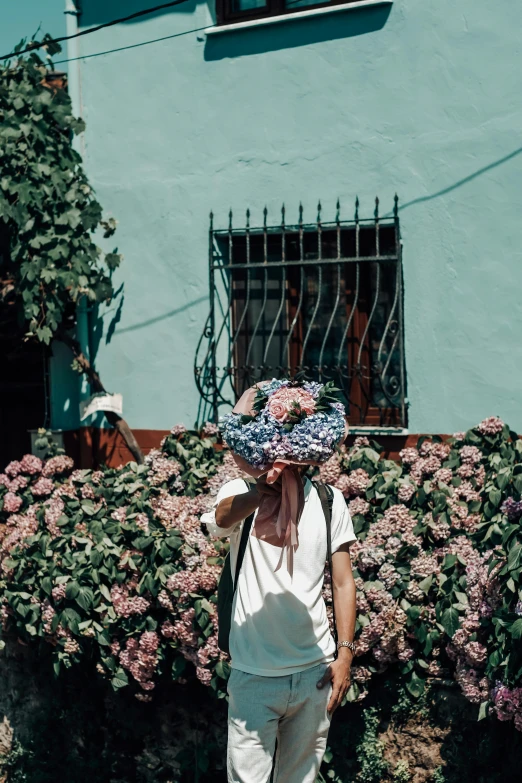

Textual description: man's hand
[255,474,282,497]
[316,652,352,714]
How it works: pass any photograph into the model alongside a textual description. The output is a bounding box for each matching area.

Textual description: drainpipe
[64,1,91,463]
[64,0,85,158]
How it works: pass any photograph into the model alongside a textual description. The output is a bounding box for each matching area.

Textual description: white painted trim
[348,427,409,436]
[205,0,392,35]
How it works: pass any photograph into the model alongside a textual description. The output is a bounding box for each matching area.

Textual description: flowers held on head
[220,379,347,469]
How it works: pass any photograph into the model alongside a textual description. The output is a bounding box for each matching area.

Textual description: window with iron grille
[216,0,365,25]
[195,197,406,428]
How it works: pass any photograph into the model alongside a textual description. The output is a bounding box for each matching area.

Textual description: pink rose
[268,387,316,420]
[268,400,290,421]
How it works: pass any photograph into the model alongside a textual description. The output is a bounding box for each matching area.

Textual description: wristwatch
[337,640,356,654]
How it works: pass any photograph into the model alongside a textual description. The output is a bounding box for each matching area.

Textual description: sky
[0,0,66,60]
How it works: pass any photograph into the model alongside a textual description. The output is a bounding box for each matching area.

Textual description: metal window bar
[194,196,407,427]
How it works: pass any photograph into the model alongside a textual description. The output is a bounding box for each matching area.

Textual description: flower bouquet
[221,379,348,570]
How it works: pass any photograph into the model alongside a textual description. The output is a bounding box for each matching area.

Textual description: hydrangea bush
[1,417,522,732]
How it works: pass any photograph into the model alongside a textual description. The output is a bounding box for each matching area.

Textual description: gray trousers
[227,663,332,783]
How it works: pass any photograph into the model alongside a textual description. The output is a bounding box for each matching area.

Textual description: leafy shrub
[1,416,522,735]
[355,707,388,782]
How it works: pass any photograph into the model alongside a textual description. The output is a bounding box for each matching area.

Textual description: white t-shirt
[201,477,356,677]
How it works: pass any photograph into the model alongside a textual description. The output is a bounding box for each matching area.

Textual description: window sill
[205,0,393,35]
[349,427,409,437]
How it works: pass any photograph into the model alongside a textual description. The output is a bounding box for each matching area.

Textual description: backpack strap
[232,479,256,593]
[316,481,338,657]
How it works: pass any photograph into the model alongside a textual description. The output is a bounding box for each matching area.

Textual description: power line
[53,25,208,64]
[0,0,192,62]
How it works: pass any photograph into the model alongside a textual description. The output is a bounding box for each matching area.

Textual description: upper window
[195,198,407,428]
[216,0,362,25]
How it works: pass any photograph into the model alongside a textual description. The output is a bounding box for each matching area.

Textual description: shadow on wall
[204,4,392,60]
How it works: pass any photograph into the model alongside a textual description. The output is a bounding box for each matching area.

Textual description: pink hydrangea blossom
[20,454,43,475]
[119,632,159,690]
[111,583,150,617]
[81,484,95,499]
[351,436,370,450]
[5,461,21,478]
[337,469,370,498]
[44,497,65,537]
[434,468,453,485]
[319,454,343,485]
[134,513,150,533]
[397,482,416,502]
[196,666,213,686]
[145,451,182,486]
[111,507,128,524]
[2,493,23,514]
[42,455,74,477]
[201,422,220,437]
[52,584,67,602]
[459,446,483,465]
[348,497,370,517]
[399,448,419,465]
[8,476,28,492]
[32,477,55,497]
[477,416,504,435]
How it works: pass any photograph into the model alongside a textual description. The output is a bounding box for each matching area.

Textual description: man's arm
[215,475,281,528]
[317,542,357,713]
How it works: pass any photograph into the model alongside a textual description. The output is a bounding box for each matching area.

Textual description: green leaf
[454,591,469,605]
[75,587,94,612]
[510,618,522,639]
[407,606,421,622]
[215,660,231,679]
[405,672,425,699]
[508,543,522,572]
[496,469,511,491]
[60,607,81,633]
[442,554,457,571]
[418,575,433,594]
[65,581,80,600]
[172,657,186,679]
[111,669,129,690]
[489,488,502,508]
[478,701,489,721]
[99,584,112,602]
[441,607,460,637]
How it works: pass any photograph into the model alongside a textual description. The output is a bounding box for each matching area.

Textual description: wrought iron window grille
[195,197,407,428]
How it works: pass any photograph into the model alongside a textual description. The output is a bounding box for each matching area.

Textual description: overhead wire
[53,25,208,64]
[0,0,194,61]
[2,0,330,65]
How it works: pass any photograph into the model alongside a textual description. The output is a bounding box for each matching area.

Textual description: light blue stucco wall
[53,0,522,434]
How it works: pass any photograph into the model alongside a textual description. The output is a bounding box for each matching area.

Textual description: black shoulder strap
[232,479,256,593]
[316,481,338,655]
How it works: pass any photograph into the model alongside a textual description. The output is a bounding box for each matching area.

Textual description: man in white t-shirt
[201,472,357,783]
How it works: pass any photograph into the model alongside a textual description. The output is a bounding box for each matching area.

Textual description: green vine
[0,39,121,344]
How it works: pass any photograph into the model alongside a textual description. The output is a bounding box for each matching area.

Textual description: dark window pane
[285,0,329,9]
[232,0,267,11]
